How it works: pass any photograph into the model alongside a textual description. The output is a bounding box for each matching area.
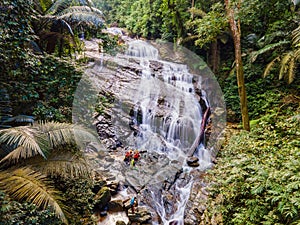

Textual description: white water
[125,40,211,224]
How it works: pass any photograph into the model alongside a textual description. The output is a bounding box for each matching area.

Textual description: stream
[72,34,226,224]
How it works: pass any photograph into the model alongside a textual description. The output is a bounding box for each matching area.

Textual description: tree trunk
[191,0,195,19]
[210,40,219,73]
[225,0,250,131]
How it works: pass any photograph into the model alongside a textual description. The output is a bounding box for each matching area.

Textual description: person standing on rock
[130,196,138,213]
[133,150,140,163]
[124,150,133,164]
[123,196,138,214]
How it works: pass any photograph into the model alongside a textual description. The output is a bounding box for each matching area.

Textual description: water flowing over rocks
[74,35,226,224]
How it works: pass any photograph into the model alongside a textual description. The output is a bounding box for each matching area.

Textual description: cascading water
[73,36,226,225]
[124,40,210,224]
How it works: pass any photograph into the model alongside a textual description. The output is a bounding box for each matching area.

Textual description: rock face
[128,206,152,224]
[80,39,222,225]
[184,170,208,225]
[94,187,112,210]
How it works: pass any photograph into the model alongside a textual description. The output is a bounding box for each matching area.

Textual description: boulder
[94,187,112,210]
[116,221,126,225]
[187,157,199,167]
[188,162,200,167]
[128,206,152,223]
[108,200,124,212]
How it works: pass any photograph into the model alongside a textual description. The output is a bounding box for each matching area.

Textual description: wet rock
[116,221,126,225]
[94,187,112,210]
[128,206,152,224]
[149,60,163,71]
[188,162,200,167]
[108,200,124,212]
[107,180,119,195]
[105,156,115,162]
[106,176,116,181]
[187,156,199,167]
[184,171,208,225]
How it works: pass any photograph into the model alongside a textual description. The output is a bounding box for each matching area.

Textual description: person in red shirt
[124,150,133,164]
[133,150,140,163]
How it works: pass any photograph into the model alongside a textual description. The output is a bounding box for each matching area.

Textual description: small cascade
[126,40,159,59]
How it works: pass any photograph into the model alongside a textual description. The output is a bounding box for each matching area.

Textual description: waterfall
[124,40,209,224]
[73,37,226,225]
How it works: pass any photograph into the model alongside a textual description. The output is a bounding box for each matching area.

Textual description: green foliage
[3,54,83,122]
[239,0,294,35]
[54,177,97,225]
[0,0,83,121]
[0,191,63,225]
[0,122,97,223]
[204,109,300,224]
[95,92,114,115]
[187,2,228,48]
[0,0,37,77]
[99,0,189,40]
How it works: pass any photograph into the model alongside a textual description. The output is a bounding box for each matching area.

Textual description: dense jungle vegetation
[0,0,299,224]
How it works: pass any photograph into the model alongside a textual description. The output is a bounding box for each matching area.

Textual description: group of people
[124,149,140,167]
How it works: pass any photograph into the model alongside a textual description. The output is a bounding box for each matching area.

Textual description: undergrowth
[203,106,300,224]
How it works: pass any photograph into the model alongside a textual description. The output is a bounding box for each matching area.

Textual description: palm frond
[37,122,75,149]
[263,56,281,78]
[250,40,290,63]
[28,151,93,179]
[292,26,300,47]
[47,0,95,15]
[47,0,73,15]
[294,47,300,58]
[279,52,293,80]
[287,56,296,84]
[59,12,105,27]
[37,122,99,150]
[0,167,68,224]
[0,127,46,163]
[2,115,34,125]
[78,0,94,7]
[257,31,288,47]
[58,6,104,19]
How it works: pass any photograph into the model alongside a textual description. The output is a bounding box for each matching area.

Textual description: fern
[250,41,289,63]
[288,56,296,84]
[292,26,300,47]
[279,51,293,80]
[263,56,280,78]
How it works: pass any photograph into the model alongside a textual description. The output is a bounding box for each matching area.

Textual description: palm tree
[250,26,300,84]
[34,0,105,55]
[0,122,99,224]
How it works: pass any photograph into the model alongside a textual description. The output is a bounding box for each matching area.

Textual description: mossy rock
[94,187,111,210]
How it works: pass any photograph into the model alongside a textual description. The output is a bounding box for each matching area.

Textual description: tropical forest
[0,0,299,224]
